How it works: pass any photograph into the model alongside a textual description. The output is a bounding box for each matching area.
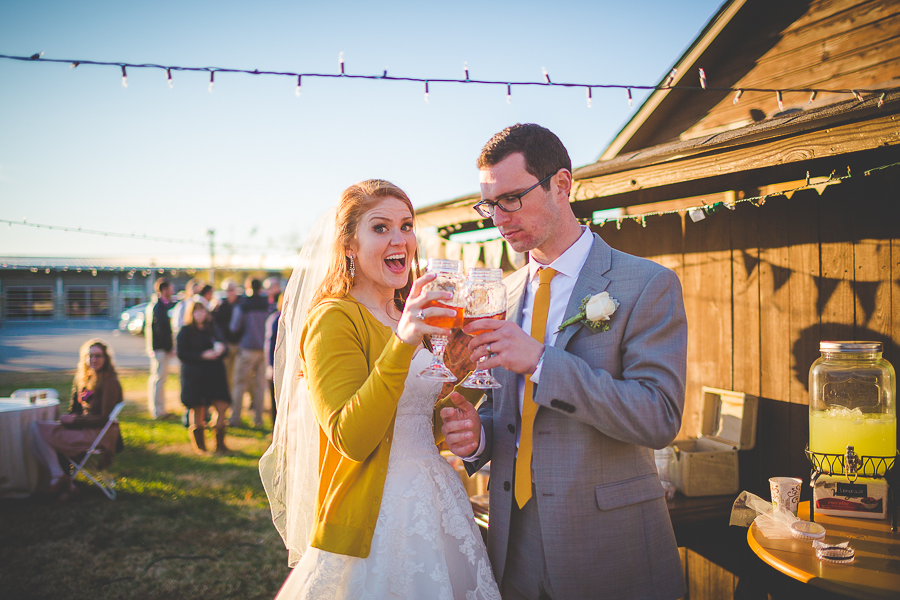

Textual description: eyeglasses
[473,172,555,219]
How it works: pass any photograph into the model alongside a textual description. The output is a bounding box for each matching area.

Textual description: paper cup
[770,477,802,515]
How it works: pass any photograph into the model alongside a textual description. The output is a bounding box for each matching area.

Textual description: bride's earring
[349,255,355,279]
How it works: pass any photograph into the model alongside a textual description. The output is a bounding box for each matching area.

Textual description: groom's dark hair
[477,123,572,191]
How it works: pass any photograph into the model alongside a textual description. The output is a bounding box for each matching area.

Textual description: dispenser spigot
[845,445,862,480]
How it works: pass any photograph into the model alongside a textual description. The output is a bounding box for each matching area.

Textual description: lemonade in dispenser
[809,342,896,476]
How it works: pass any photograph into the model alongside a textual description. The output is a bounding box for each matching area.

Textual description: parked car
[118,302,148,335]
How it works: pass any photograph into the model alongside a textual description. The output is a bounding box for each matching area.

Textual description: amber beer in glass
[418,258,464,381]
[461,268,507,389]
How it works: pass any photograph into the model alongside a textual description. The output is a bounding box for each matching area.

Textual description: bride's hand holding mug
[396,272,457,346]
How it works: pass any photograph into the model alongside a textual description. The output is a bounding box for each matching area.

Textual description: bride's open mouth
[385,253,407,273]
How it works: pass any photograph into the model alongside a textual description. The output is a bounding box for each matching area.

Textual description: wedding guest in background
[171,277,206,336]
[199,284,214,308]
[31,339,123,501]
[145,278,175,420]
[212,278,243,389]
[229,278,271,428]
[177,301,231,453]
[263,294,282,426]
[264,276,281,309]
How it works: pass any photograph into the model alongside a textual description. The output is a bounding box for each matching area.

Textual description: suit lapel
[554,233,612,350]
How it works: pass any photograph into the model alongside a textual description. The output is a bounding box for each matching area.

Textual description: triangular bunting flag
[816,276,843,316]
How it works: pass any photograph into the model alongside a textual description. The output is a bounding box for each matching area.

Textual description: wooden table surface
[748,501,900,599]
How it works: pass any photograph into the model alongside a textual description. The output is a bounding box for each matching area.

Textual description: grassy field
[0,370,289,600]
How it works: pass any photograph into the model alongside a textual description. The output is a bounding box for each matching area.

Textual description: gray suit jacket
[467,233,687,600]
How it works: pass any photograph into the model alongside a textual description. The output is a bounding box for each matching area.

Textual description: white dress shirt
[466,226,594,458]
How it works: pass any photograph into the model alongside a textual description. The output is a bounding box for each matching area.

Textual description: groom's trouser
[501,486,556,600]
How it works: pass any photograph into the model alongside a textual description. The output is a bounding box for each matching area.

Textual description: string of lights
[1,52,889,108]
[0,218,296,252]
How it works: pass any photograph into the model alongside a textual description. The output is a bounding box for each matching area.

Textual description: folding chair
[67,402,125,500]
[11,388,59,400]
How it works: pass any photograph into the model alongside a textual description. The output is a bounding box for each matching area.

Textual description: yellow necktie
[515,266,557,509]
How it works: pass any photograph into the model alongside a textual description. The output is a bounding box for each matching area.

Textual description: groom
[442,123,688,600]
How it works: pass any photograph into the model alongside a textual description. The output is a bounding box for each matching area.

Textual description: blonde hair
[74,338,117,392]
[311,179,420,311]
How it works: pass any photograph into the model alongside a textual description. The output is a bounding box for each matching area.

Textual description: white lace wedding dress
[275,351,501,600]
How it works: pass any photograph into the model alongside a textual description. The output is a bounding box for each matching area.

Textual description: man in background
[229,278,271,428]
[212,278,243,388]
[145,278,175,420]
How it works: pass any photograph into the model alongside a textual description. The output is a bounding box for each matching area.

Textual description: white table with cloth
[0,397,60,497]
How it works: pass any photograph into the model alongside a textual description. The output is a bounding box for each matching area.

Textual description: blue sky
[0,0,723,258]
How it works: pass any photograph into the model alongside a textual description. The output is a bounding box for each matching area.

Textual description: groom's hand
[464,319,543,375]
[440,392,481,458]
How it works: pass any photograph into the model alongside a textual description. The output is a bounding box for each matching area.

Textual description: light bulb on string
[699,68,707,89]
[542,67,551,84]
[852,90,863,102]
[209,71,215,93]
[339,52,345,75]
[295,75,302,97]
[424,81,429,103]
[733,89,743,104]
[506,84,511,104]
[776,90,783,111]
[808,91,817,104]
[464,61,469,80]
[878,92,885,108]
[70,62,79,69]
[167,68,173,88]
[626,87,633,107]
[663,68,677,88]
[121,65,128,88]
[586,87,592,108]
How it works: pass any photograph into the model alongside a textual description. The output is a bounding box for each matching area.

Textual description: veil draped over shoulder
[259,207,336,567]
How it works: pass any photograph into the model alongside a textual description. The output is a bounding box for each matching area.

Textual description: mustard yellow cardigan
[301,296,480,558]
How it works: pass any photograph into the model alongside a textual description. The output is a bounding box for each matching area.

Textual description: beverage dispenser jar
[809,341,896,476]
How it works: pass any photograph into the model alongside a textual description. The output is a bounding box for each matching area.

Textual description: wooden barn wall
[682,0,900,140]
[593,168,899,500]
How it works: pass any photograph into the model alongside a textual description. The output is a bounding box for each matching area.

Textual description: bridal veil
[259,207,336,567]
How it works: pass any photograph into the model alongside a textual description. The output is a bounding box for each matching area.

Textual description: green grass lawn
[0,370,289,600]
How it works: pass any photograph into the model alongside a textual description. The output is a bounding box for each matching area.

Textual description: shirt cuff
[530,352,545,384]
[461,425,487,462]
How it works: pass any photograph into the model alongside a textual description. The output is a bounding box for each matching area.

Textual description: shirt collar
[527,226,594,282]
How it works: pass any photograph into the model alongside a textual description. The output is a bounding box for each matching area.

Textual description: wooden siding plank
[851,176,893,345]
[785,0,892,34]
[818,187,857,345]
[731,201,761,398]
[731,200,763,494]
[681,209,733,439]
[686,549,736,600]
[573,114,900,203]
[777,1,900,52]
[787,189,822,406]
[624,212,685,274]
[759,196,792,405]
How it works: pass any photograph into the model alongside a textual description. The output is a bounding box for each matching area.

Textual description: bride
[260,179,500,599]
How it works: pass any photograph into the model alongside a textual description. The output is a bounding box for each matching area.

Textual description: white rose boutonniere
[557,291,619,333]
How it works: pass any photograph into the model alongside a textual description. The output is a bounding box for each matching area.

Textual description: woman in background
[177,300,230,453]
[31,338,123,500]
